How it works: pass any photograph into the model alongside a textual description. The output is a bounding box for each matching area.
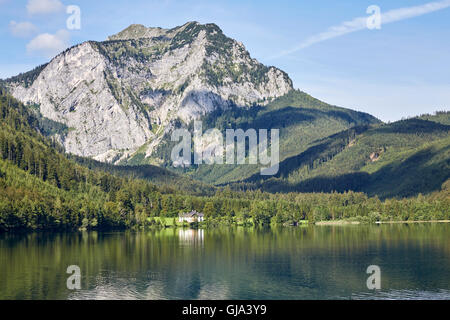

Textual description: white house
[178,210,205,223]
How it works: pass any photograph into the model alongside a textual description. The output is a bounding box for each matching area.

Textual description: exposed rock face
[6,22,293,162]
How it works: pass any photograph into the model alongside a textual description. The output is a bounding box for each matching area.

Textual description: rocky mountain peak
[108,24,166,40]
[107,21,219,41]
[5,22,294,164]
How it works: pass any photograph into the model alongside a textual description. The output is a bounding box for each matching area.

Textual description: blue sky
[0,0,449,122]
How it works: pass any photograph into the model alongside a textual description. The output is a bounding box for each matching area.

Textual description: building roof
[179,210,204,217]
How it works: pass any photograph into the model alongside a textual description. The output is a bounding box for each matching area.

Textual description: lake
[1,224,449,300]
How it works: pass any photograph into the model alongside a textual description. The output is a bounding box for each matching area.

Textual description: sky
[0,0,449,122]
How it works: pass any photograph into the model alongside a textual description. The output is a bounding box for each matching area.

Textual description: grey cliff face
[7,22,293,163]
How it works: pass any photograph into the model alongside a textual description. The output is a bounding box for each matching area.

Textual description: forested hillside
[0,87,163,231]
[1,88,448,231]
[134,89,380,183]
[231,112,450,198]
[71,155,215,196]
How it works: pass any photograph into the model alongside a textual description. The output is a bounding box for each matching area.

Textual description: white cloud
[27,0,64,15]
[9,21,38,38]
[273,0,450,58]
[27,30,70,59]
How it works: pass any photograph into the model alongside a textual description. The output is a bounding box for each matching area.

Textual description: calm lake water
[1,224,449,300]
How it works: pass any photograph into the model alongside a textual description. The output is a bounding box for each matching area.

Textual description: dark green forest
[0,89,449,232]
[232,115,450,198]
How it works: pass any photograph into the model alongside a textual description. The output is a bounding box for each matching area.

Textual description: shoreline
[315,220,450,226]
[376,220,450,224]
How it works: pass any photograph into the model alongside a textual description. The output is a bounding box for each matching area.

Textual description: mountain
[4,22,292,164]
[0,85,212,196]
[1,86,448,232]
[230,111,450,199]
[3,21,448,200]
[3,21,379,173]
[158,89,380,184]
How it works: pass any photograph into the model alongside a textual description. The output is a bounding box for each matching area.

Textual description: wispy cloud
[27,29,70,59]
[9,21,38,38]
[271,0,450,59]
[27,0,64,15]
